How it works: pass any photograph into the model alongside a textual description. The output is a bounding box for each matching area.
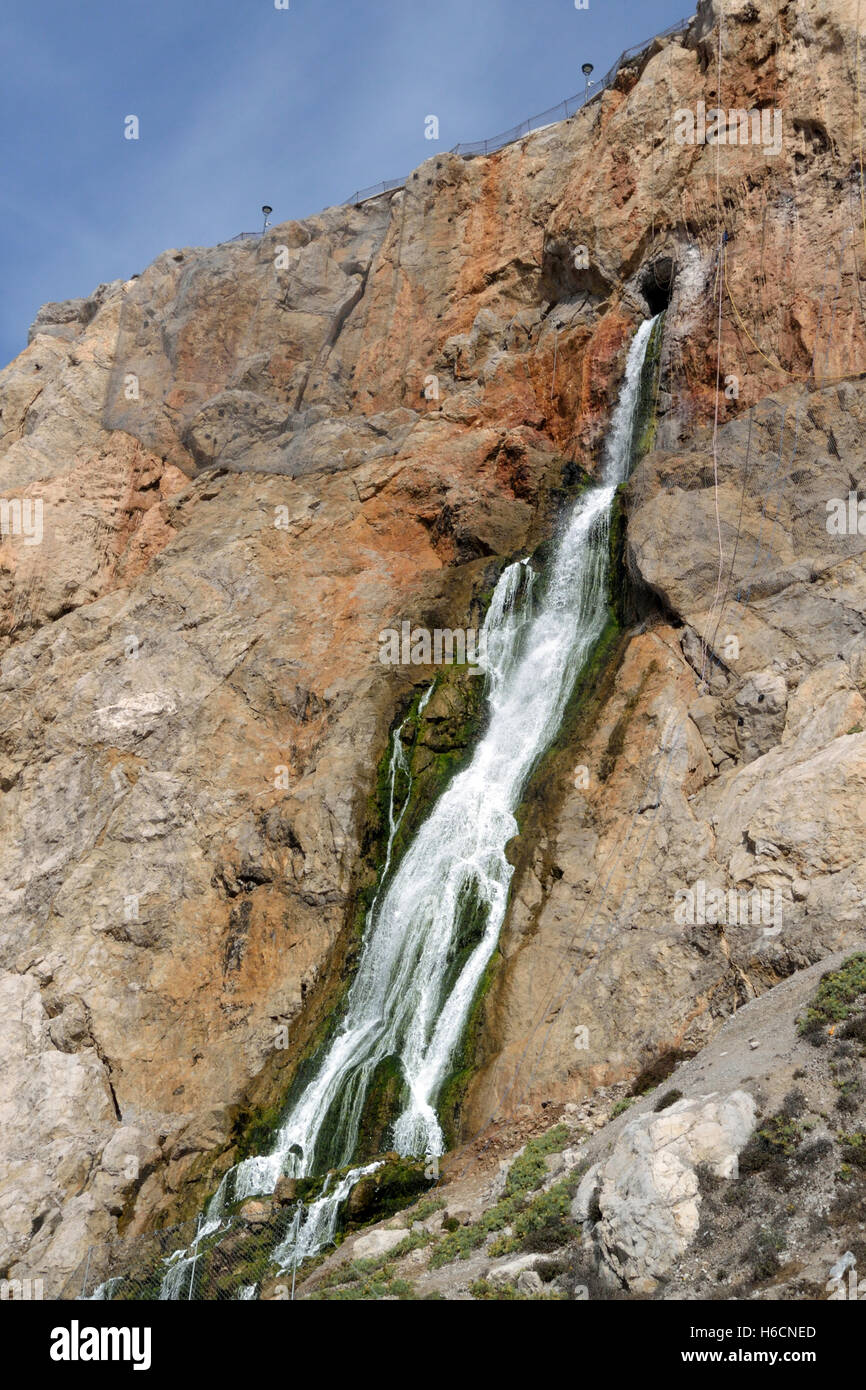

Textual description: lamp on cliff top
[261,204,273,234]
[581,62,594,106]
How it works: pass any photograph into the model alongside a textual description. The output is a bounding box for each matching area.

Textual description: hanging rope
[858,2,866,256]
[700,18,727,688]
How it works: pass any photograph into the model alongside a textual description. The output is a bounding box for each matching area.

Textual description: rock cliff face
[1,0,865,1294]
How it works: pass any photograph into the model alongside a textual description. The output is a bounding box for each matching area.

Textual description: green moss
[353,1056,408,1163]
[798,954,866,1041]
[232,1103,286,1165]
[443,458,648,1145]
[632,311,665,461]
[343,1153,437,1227]
[434,462,645,1145]
[375,671,486,879]
[219,670,490,1184]
[436,949,501,1148]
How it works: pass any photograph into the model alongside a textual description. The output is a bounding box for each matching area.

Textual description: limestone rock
[239,1200,271,1225]
[351,1227,406,1259]
[576,1091,756,1289]
[487,1253,547,1287]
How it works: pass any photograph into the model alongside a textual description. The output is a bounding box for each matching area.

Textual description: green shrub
[653,1089,683,1113]
[468,1278,566,1301]
[610,1098,634,1119]
[504,1124,571,1197]
[742,1225,786,1283]
[798,954,866,1042]
[429,1130,580,1270]
[839,1132,866,1170]
[413,1197,446,1222]
[489,1177,579,1257]
[739,1111,804,1175]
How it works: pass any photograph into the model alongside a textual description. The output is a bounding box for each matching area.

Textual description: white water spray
[159,315,657,1292]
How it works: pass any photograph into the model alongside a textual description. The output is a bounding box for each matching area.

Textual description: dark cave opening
[641,257,676,314]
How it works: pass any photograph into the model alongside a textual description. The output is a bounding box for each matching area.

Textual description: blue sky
[0,0,689,368]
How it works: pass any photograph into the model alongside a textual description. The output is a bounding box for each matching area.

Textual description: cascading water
[156,314,658,1296]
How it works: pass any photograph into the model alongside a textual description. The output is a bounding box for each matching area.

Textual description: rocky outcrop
[1,0,865,1294]
[573,1091,756,1292]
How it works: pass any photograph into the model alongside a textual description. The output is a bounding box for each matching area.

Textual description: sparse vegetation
[610,1098,634,1118]
[742,1224,787,1283]
[310,1266,417,1300]
[308,1227,434,1299]
[798,954,866,1043]
[468,1278,566,1301]
[488,1176,579,1257]
[504,1124,570,1196]
[428,1126,579,1270]
[738,1101,807,1182]
[412,1196,446,1222]
[838,1131,866,1170]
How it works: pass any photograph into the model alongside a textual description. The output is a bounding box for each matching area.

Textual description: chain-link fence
[345,16,691,204]
[62,1203,302,1302]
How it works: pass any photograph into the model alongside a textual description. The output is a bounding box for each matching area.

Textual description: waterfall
[156,314,658,1295]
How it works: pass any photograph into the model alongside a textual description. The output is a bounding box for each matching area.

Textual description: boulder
[487,1253,545,1286]
[351,1227,406,1259]
[239,1200,271,1225]
[575,1091,756,1290]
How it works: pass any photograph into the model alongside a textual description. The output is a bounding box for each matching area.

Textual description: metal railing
[220,19,692,236]
[345,175,410,208]
[345,16,692,204]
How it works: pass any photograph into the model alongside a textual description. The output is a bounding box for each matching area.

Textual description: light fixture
[261,204,273,234]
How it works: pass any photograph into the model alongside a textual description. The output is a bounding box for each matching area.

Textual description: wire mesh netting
[62,1204,303,1302]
